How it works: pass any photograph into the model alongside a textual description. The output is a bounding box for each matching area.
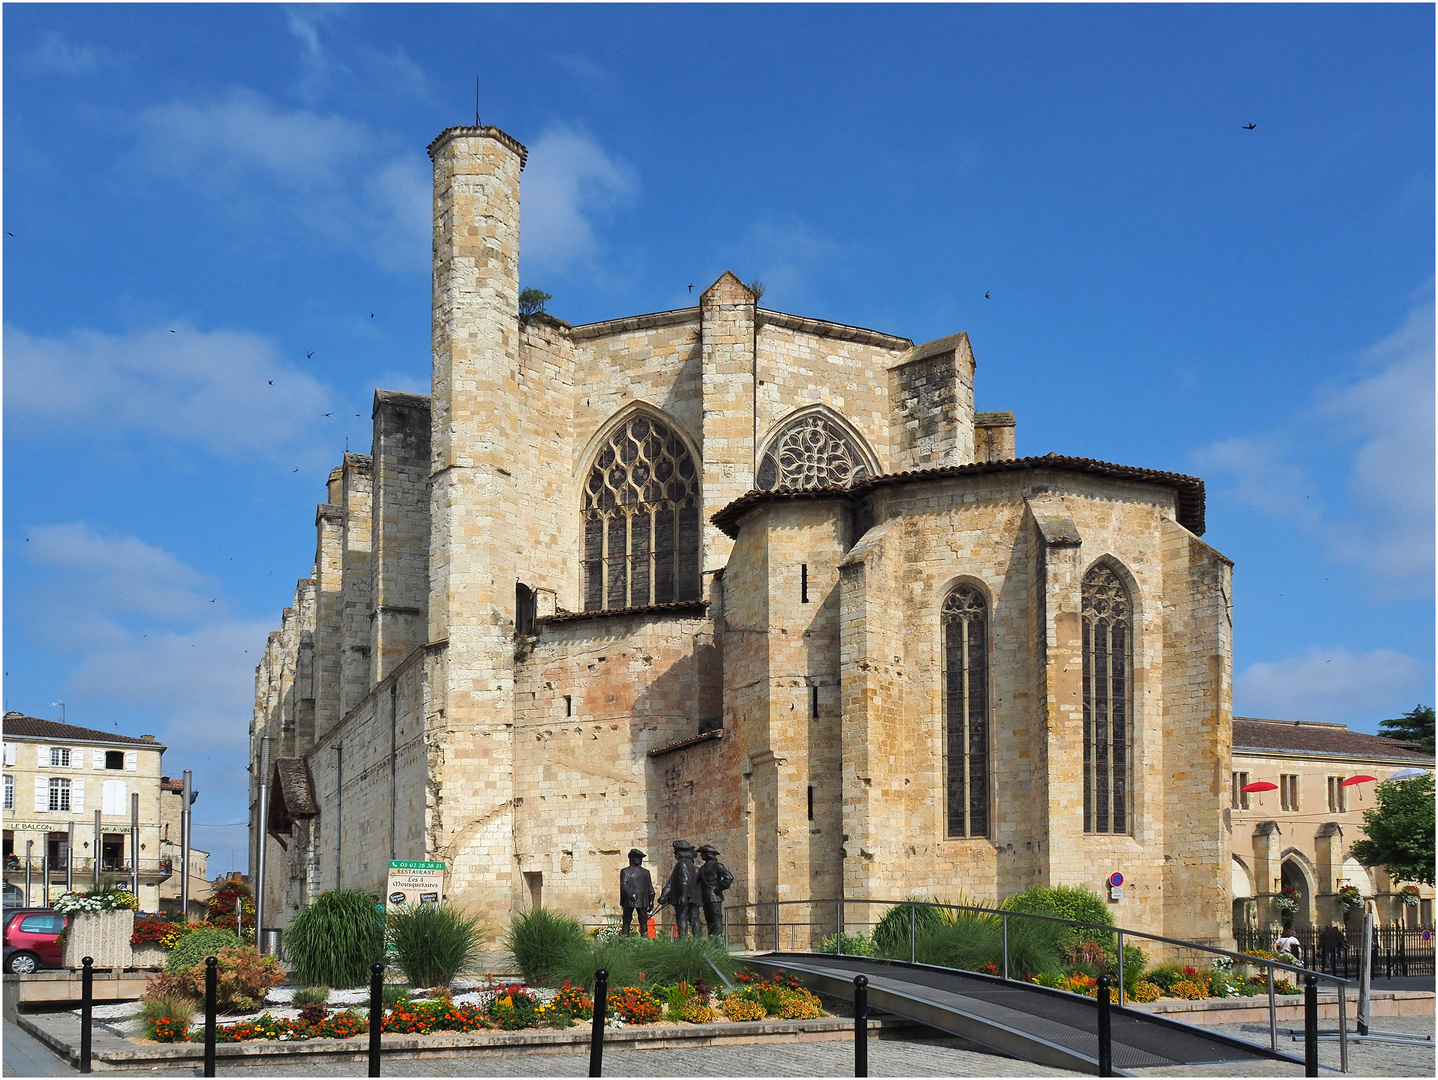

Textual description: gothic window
[1082,564,1131,834]
[582,414,701,612]
[943,584,989,838]
[756,412,872,491]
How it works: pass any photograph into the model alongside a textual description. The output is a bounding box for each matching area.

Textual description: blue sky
[4,4,1433,876]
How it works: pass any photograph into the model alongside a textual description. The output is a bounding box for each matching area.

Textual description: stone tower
[425,125,527,911]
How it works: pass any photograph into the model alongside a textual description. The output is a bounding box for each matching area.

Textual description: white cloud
[1235,648,1427,726]
[521,126,638,276]
[134,89,428,270]
[1195,294,1435,594]
[3,323,332,468]
[14,526,273,868]
[17,31,108,75]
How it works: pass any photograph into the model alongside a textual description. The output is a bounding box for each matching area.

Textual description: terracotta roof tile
[1,715,158,748]
[1233,718,1433,762]
[711,455,1206,538]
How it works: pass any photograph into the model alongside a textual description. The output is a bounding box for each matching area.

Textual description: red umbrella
[1241,781,1278,793]
[1340,774,1378,802]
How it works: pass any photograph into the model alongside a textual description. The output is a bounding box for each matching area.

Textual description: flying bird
[6,232,12,237]
[306,351,314,358]
[170,329,176,333]
[688,284,694,293]
[268,380,273,385]
[324,412,333,417]
[985,291,991,299]
[293,467,299,473]
[370,312,375,318]
[1243,123,1257,131]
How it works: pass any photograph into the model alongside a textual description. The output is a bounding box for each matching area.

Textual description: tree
[519,288,551,317]
[1378,705,1435,755]
[1349,773,1435,886]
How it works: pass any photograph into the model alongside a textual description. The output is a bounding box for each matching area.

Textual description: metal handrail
[724,896,1352,1072]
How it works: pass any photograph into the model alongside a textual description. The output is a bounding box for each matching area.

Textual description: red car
[3,908,68,973]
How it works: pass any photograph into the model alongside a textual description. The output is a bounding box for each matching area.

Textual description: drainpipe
[333,744,343,890]
[181,771,193,920]
[129,793,140,902]
[93,810,101,889]
[389,685,398,862]
[66,821,74,894]
[255,738,271,951]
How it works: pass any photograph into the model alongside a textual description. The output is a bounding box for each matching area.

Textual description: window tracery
[1082,564,1131,834]
[756,413,872,491]
[943,584,989,839]
[582,414,701,612]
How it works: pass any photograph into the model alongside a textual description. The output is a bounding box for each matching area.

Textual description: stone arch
[1232,854,1257,930]
[1081,558,1135,836]
[579,404,702,612]
[755,404,880,491]
[1280,848,1317,928]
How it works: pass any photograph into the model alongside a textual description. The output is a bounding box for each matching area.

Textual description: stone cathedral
[253,123,1235,946]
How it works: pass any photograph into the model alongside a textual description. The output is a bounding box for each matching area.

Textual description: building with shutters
[2,714,171,911]
[253,122,1237,947]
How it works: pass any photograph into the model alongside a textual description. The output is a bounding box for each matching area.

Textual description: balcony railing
[3,855,174,880]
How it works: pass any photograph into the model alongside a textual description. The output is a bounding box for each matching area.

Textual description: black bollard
[589,968,609,1077]
[1096,974,1113,1077]
[369,961,385,1077]
[1303,974,1318,1078]
[853,974,868,1078]
[203,956,217,1078]
[79,956,93,1074]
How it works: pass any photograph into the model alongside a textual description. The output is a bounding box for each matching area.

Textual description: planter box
[62,910,135,970]
[131,942,167,969]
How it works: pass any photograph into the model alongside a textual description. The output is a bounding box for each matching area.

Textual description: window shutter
[37,745,49,767]
[3,742,14,766]
[35,776,48,812]
[92,749,102,769]
[73,779,85,814]
[125,751,137,771]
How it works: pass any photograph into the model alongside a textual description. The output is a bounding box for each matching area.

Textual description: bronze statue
[657,840,702,936]
[618,848,654,936]
[697,844,734,937]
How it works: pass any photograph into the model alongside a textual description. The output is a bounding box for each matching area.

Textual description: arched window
[1082,564,1131,834]
[756,411,873,490]
[943,584,989,838]
[582,414,701,611]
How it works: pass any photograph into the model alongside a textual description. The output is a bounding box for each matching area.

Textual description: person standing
[696,844,734,937]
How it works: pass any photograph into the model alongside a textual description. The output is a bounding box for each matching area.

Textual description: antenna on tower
[475,76,480,127]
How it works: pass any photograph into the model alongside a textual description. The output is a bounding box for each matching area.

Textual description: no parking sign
[1108,872,1124,900]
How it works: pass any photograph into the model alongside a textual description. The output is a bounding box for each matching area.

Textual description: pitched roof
[711,454,1206,538]
[1233,718,1434,763]
[1,714,158,748]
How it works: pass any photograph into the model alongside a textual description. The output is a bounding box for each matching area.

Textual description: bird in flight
[984,291,991,299]
[324,412,333,417]
[688,284,694,293]
[293,467,299,473]
[268,380,273,385]
[306,350,314,358]
[5,232,12,237]
[170,329,176,333]
[370,312,375,318]
[1243,123,1257,131]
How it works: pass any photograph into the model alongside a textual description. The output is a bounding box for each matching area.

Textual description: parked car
[3,908,68,973]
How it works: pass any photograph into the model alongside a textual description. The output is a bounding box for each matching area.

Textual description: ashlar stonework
[252,123,1234,949]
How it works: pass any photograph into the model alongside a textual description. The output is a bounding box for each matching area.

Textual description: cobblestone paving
[1133,1015,1435,1077]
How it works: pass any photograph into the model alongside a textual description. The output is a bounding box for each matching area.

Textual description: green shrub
[291,986,330,1007]
[897,909,1068,979]
[553,933,739,992]
[504,908,588,987]
[166,928,242,973]
[1145,964,1186,993]
[872,899,947,956]
[1001,886,1113,948]
[818,931,875,956]
[388,903,483,988]
[282,891,385,989]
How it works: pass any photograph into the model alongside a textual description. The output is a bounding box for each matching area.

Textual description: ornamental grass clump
[504,907,587,986]
[139,993,195,1027]
[291,986,330,1007]
[388,903,483,989]
[282,890,385,988]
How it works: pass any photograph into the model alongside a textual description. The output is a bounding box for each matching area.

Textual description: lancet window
[756,412,872,491]
[1082,564,1131,834]
[582,414,701,612]
[943,584,989,838]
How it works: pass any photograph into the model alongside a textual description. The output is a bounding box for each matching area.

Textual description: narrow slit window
[564,695,573,718]
[807,785,814,821]
[1083,565,1132,834]
[810,684,819,718]
[942,584,989,838]
[801,564,809,603]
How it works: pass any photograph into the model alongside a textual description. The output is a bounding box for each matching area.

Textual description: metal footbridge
[747,952,1304,1075]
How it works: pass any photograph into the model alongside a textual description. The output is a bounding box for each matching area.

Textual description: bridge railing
[723,896,1352,1069]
